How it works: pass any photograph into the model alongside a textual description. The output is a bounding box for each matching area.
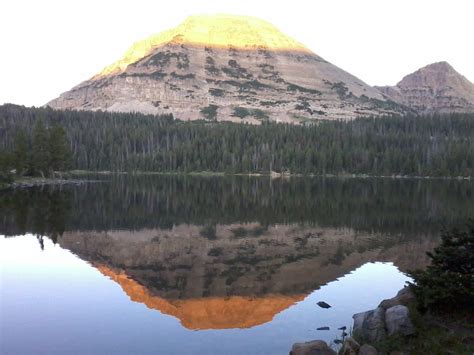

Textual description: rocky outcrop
[352,288,415,344]
[353,307,387,343]
[47,15,404,123]
[385,305,415,337]
[358,344,377,355]
[376,61,474,114]
[379,287,415,310]
[290,340,337,355]
[291,288,417,355]
[339,337,360,355]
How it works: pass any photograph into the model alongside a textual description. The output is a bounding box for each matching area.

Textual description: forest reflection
[1,175,472,329]
[1,175,472,236]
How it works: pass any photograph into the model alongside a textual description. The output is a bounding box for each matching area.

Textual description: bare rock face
[376,61,474,114]
[47,15,403,123]
[385,305,415,337]
[352,307,387,343]
[340,337,360,355]
[379,287,415,310]
[358,344,378,355]
[290,340,336,355]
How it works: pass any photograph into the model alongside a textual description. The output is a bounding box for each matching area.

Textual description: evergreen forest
[1,104,473,178]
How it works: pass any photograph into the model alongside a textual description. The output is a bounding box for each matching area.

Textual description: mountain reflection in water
[1,175,473,335]
[57,223,438,330]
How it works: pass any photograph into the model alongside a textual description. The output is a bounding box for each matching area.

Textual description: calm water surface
[1,176,473,354]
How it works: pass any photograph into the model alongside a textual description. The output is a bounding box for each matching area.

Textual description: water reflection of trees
[0,188,71,248]
[0,176,472,241]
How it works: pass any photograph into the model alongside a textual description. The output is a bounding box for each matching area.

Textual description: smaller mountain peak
[398,61,470,88]
[427,60,450,67]
[421,61,454,72]
[378,61,474,114]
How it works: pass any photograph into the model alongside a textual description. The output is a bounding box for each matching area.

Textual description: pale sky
[1,0,473,107]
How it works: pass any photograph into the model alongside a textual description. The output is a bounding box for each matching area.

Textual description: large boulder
[385,305,415,336]
[339,337,360,355]
[353,307,387,343]
[290,340,336,355]
[359,344,378,355]
[379,287,415,310]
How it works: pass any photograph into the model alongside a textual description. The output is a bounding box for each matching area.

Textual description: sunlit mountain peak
[99,14,310,76]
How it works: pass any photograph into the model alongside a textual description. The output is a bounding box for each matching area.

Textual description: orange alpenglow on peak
[96,264,306,330]
[98,14,311,77]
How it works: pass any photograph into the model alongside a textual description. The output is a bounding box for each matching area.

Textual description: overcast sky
[1,0,473,107]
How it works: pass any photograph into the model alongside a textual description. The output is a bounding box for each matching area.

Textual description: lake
[1,175,473,354]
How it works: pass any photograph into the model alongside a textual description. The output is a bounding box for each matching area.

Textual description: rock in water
[317,326,330,330]
[317,301,332,309]
[352,307,386,343]
[385,305,415,336]
[47,14,405,123]
[290,340,336,355]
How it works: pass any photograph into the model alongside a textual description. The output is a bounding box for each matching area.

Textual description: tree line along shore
[1,104,473,185]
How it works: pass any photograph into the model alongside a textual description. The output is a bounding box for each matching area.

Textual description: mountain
[376,61,474,114]
[47,14,403,123]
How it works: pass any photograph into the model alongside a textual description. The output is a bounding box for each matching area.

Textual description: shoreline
[292,286,474,354]
[70,170,472,180]
[2,170,471,191]
[1,176,94,191]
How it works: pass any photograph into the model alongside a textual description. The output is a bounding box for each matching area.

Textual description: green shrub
[232,107,250,118]
[200,225,217,240]
[409,221,474,312]
[209,88,225,97]
[170,72,195,80]
[232,107,268,120]
[200,105,218,121]
[253,109,268,120]
[287,83,322,95]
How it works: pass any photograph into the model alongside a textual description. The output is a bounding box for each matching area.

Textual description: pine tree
[32,118,50,177]
[49,124,71,173]
[13,130,29,176]
[0,151,13,183]
[410,221,474,312]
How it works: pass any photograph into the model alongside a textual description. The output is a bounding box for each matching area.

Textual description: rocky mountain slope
[47,15,403,123]
[376,61,474,114]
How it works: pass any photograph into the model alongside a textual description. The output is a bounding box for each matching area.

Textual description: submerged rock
[353,307,386,343]
[385,305,415,336]
[290,340,336,355]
